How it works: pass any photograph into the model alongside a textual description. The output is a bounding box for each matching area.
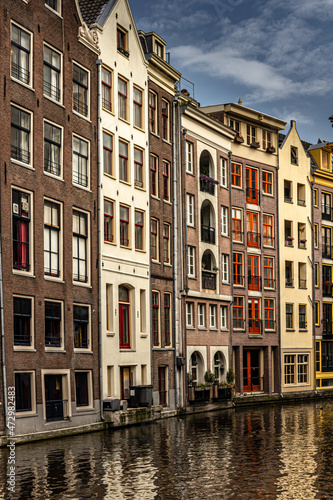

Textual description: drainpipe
[276,148,282,397]
[96,59,104,421]
[0,228,7,431]
[228,151,234,376]
[307,173,316,393]
[172,96,178,409]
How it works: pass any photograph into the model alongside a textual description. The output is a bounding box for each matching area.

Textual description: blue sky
[130,0,333,143]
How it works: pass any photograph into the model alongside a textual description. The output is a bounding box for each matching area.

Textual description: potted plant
[250,141,260,148]
[266,145,276,153]
[200,174,219,185]
[299,239,307,244]
[213,266,219,272]
[234,133,244,143]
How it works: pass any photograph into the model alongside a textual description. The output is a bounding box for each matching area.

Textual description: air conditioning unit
[21,201,29,212]
[12,203,19,214]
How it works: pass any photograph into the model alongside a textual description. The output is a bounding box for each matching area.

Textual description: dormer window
[117,27,129,57]
[155,41,163,59]
[323,151,329,170]
[230,119,240,133]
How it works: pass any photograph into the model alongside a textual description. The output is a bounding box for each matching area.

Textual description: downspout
[307,173,316,393]
[172,96,178,408]
[276,147,282,397]
[0,229,7,431]
[96,59,104,420]
[228,151,234,374]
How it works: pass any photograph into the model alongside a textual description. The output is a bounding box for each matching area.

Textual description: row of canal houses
[0,0,332,440]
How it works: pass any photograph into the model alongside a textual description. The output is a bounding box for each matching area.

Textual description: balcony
[264,320,276,331]
[323,321,333,338]
[263,278,275,289]
[202,271,216,290]
[248,275,261,291]
[322,205,333,221]
[246,187,260,205]
[323,282,333,297]
[232,230,244,243]
[200,178,216,195]
[322,245,333,259]
[201,225,215,244]
[299,279,307,289]
[247,231,260,248]
[249,319,262,335]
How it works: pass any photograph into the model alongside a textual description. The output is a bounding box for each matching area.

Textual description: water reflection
[3,401,333,498]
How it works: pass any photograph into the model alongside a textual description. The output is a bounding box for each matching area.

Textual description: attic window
[291,146,298,165]
[117,26,129,57]
[322,151,329,170]
[155,41,163,59]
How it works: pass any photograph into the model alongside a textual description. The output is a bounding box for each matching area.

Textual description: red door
[248,255,260,290]
[248,298,260,333]
[246,167,258,204]
[243,350,261,392]
[247,212,259,248]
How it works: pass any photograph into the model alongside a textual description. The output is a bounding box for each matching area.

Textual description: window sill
[72,182,91,193]
[15,411,38,418]
[150,131,160,139]
[135,248,146,253]
[45,348,66,353]
[151,259,160,264]
[133,125,145,133]
[13,347,36,352]
[198,327,207,331]
[162,139,172,146]
[44,276,64,283]
[11,158,34,170]
[117,49,129,59]
[45,4,63,17]
[231,185,243,191]
[118,117,130,125]
[44,94,64,107]
[10,76,35,92]
[140,333,148,338]
[102,107,115,117]
[163,199,172,205]
[262,193,273,197]
[106,331,115,337]
[44,171,64,182]
[286,329,295,332]
[12,270,35,278]
[74,349,93,354]
[210,327,218,331]
[134,185,147,192]
[72,110,91,123]
[151,195,160,201]
[186,326,195,330]
[221,328,229,332]
[73,282,92,288]
[103,172,116,180]
[104,240,117,246]
[164,263,172,267]
[119,180,131,186]
[186,170,194,176]
[75,405,94,412]
[120,245,132,250]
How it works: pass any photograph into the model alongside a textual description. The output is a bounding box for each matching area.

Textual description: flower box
[266,146,276,153]
[250,141,260,148]
[234,134,244,143]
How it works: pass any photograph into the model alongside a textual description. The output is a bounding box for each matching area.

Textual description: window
[186,302,194,327]
[323,151,330,170]
[155,41,163,58]
[120,205,130,247]
[297,183,306,206]
[315,262,319,287]
[44,200,60,277]
[14,296,32,346]
[15,372,33,413]
[11,23,31,85]
[118,77,127,120]
[163,223,171,264]
[73,135,89,188]
[133,87,143,128]
[291,146,298,165]
[221,158,227,187]
[264,299,275,330]
[72,210,88,283]
[187,194,194,226]
[134,147,144,188]
[186,142,193,173]
[248,255,260,291]
[233,296,244,329]
[298,262,306,289]
[187,246,195,277]
[12,189,31,271]
[246,167,258,204]
[231,162,242,187]
[151,218,159,260]
[284,355,295,384]
[232,208,243,242]
[158,366,167,406]
[11,105,31,165]
[150,155,158,196]
[163,161,171,201]
[262,130,272,149]
[262,171,273,195]
[230,119,240,132]
[152,291,160,346]
[198,304,205,328]
[263,214,274,247]
[164,294,171,346]
[222,254,229,283]
[313,188,318,207]
[44,121,62,176]
[102,67,112,111]
[149,91,157,134]
[135,210,144,250]
[285,261,293,287]
[247,211,259,248]
[45,301,62,347]
[284,180,292,203]
[233,253,243,286]
[119,286,130,348]
[322,226,331,258]
[209,305,217,329]
[45,0,61,14]
[248,298,260,334]
[263,257,274,288]
[75,372,91,407]
[104,199,114,243]
[43,44,61,102]
[246,125,256,145]
[322,192,332,221]
[119,140,129,182]
[220,306,227,330]
[285,220,293,246]
[286,303,294,330]
[74,304,89,348]
[299,304,306,330]
[314,223,319,248]
[73,63,89,117]
[298,355,308,383]
[315,301,320,325]
[103,131,113,176]
[117,26,128,56]
[162,100,170,141]
[221,206,228,235]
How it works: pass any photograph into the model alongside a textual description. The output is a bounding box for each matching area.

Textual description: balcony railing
[243,376,264,392]
[202,271,216,290]
[44,158,61,176]
[297,198,306,206]
[45,335,61,347]
[284,195,292,203]
[248,275,261,291]
[263,278,275,289]
[285,277,294,287]
[201,225,215,244]
[14,334,31,346]
[73,97,88,117]
[264,320,276,331]
[200,179,215,195]
[246,187,260,205]
[74,336,89,348]
[323,283,333,297]
[11,145,30,164]
[11,62,30,85]
[232,230,243,243]
[322,245,333,259]
[43,80,60,102]
[247,231,260,248]
[249,319,262,334]
[299,320,307,330]
[299,279,307,289]
[323,320,333,338]
[233,275,244,286]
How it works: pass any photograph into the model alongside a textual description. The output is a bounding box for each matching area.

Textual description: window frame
[73,303,91,350]
[198,303,206,328]
[262,170,273,196]
[135,209,144,251]
[120,204,130,248]
[101,66,112,112]
[187,246,195,277]
[221,157,227,187]
[263,213,274,247]
[291,146,298,165]
[118,76,128,121]
[75,370,93,408]
[263,256,274,289]
[12,188,33,274]
[15,371,36,415]
[13,295,34,349]
[186,142,193,173]
[119,139,129,183]
[134,146,144,189]
[104,198,115,244]
[286,303,294,330]
[187,194,194,226]
[164,293,171,346]
[232,207,243,242]
[44,119,63,178]
[220,305,228,330]
[45,0,62,15]
[163,223,171,264]
[151,218,159,261]
[299,304,307,330]
[186,302,194,327]
[264,298,275,331]
[150,154,158,197]
[133,86,143,129]
[233,296,244,329]
[103,130,114,177]
[72,209,89,284]
[233,252,244,286]
[45,300,63,350]
[149,91,158,134]
[161,99,170,141]
[231,162,242,188]
[209,304,217,329]
[43,42,62,103]
[44,199,61,278]
[72,134,89,189]
[11,104,32,167]
[163,160,171,201]
[152,291,160,347]
[72,61,90,119]
[222,254,229,283]
[119,286,131,349]
[117,26,129,57]
[221,206,228,236]
[11,22,32,87]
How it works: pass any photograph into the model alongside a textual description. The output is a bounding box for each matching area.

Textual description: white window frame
[75,370,93,409]
[45,299,64,351]
[72,134,90,190]
[198,303,205,328]
[11,103,33,169]
[44,198,63,280]
[73,303,92,352]
[187,246,195,277]
[12,186,34,276]
[186,141,193,173]
[187,194,194,226]
[186,302,194,327]
[221,206,228,236]
[221,157,227,187]
[44,119,63,179]
[45,0,62,15]
[220,306,228,330]
[10,22,33,89]
[72,208,90,286]
[13,294,34,351]
[73,61,90,120]
[222,254,229,283]
[209,305,217,329]
[43,42,63,104]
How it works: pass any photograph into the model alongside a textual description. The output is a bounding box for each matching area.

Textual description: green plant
[187,372,193,386]
[226,369,235,385]
[204,370,215,386]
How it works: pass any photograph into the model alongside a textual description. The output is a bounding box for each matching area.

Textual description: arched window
[213,352,225,382]
[119,285,130,348]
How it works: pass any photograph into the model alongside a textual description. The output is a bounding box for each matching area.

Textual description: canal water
[1,400,333,499]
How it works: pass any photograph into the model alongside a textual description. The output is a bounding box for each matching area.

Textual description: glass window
[11,23,31,85]
[221,158,227,187]
[231,162,242,187]
[73,136,89,188]
[163,223,170,264]
[187,194,194,226]
[149,91,157,134]
[72,210,88,283]
[151,218,158,260]
[232,208,243,242]
[73,63,88,117]
[233,297,244,329]
[209,305,217,328]
[152,291,159,346]
[222,254,229,283]
[102,67,112,112]
[45,301,61,347]
[74,305,89,348]
[14,296,32,346]
[117,27,128,56]
[150,155,158,196]
[45,0,61,13]
[284,355,295,384]
[118,77,127,120]
[43,45,61,102]
[119,140,128,182]
[119,286,130,348]
[187,246,195,277]
[15,372,32,412]
[262,171,273,195]
[186,302,194,327]
[44,122,61,176]
[164,294,171,346]
[104,199,114,243]
[44,200,60,277]
[163,161,170,201]
[75,372,90,407]
[103,131,113,176]
[12,189,30,271]
[221,206,228,235]
[11,105,31,165]
[133,87,142,128]
[135,210,144,250]
[134,147,143,188]
[286,303,293,329]
[120,205,130,247]
[186,142,193,173]
[198,303,205,328]
[162,100,169,141]
[220,306,227,329]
